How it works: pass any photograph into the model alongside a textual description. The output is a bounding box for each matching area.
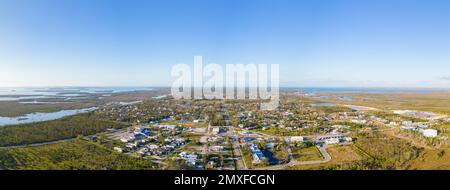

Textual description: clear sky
[0,0,449,88]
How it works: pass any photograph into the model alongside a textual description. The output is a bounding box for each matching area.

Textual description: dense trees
[0,139,156,170]
[0,113,127,146]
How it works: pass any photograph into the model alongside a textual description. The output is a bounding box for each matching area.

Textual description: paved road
[0,138,76,149]
[202,123,211,155]
[254,145,331,170]
[228,125,248,170]
[222,102,248,170]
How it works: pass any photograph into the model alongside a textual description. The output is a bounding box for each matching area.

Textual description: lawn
[291,146,323,162]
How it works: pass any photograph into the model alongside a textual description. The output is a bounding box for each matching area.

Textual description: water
[0,96,49,101]
[0,107,97,126]
[310,103,338,107]
[290,87,449,94]
[336,96,353,101]
[0,87,154,102]
[153,94,169,99]
[344,105,371,111]
[310,103,374,111]
[108,101,143,106]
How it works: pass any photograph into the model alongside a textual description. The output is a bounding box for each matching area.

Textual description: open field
[310,92,450,114]
[405,148,450,169]
[288,145,362,170]
[291,146,323,162]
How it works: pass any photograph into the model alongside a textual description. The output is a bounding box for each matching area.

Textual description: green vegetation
[0,139,156,170]
[0,101,94,117]
[327,92,450,114]
[210,114,226,126]
[354,131,422,169]
[166,158,197,170]
[314,106,353,113]
[291,146,322,162]
[0,113,127,146]
[271,143,289,162]
[241,145,256,168]
[333,121,365,129]
[371,111,427,123]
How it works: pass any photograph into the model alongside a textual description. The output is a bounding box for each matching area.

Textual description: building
[290,136,305,142]
[210,146,225,152]
[212,127,224,135]
[199,136,208,144]
[324,138,340,145]
[317,135,344,141]
[249,144,264,164]
[113,147,123,153]
[421,129,438,138]
[179,152,199,166]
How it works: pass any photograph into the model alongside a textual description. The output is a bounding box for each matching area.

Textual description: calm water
[310,103,373,111]
[310,103,338,107]
[0,87,154,102]
[292,87,449,94]
[0,107,97,126]
[344,105,370,111]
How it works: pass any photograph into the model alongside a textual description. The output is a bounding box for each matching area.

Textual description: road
[0,138,77,149]
[202,123,211,155]
[228,125,248,170]
[254,145,331,170]
[222,102,248,170]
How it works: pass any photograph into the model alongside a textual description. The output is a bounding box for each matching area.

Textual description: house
[206,161,215,169]
[421,129,438,138]
[113,147,123,153]
[240,137,254,143]
[401,126,417,131]
[159,124,176,130]
[139,148,149,155]
[134,133,146,140]
[351,120,367,124]
[199,136,208,144]
[120,137,131,143]
[147,144,159,150]
[266,142,277,149]
[249,144,264,164]
[210,146,225,152]
[125,143,136,149]
[324,138,340,145]
[179,152,199,166]
[290,136,305,142]
[317,135,344,141]
[211,127,223,135]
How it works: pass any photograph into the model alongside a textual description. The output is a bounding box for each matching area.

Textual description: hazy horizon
[0,86,449,90]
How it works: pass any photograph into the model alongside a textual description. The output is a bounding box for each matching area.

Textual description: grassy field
[354,131,422,169]
[291,146,323,162]
[405,148,450,169]
[0,139,157,170]
[312,92,450,114]
[288,145,362,170]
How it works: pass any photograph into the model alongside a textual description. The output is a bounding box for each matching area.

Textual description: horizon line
[0,86,449,90]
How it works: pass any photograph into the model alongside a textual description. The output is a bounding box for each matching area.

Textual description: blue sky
[0,0,449,88]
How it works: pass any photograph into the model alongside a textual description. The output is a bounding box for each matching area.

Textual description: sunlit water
[0,107,97,126]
